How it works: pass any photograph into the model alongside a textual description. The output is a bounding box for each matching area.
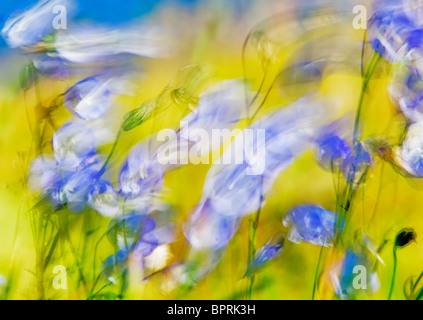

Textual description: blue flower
[118,142,164,200]
[87,180,119,217]
[1,0,66,48]
[283,204,338,247]
[180,80,246,132]
[342,143,372,188]
[368,0,423,71]
[389,66,423,122]
[63,77,112,120]
[102,214,159,278]
[60,165,101,212]
[197,94,329,219]
[52,122,96,170]
[245,244,282,277]
[108,213,158,251]
[332,250,380,300]
[33,54,69,79]
[28,155,60,192]
[393,122,423,177]
[54,22,173,64]
[184,200,238,250]
[63,75,130,120]
[316,135,352,171]
[101,247,130,281]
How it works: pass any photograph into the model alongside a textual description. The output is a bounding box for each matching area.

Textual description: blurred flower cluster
[1,0,423,300]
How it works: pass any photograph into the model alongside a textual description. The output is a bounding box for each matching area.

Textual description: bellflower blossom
[244,243,283,277]
[118,142,164,200]
[183,200,238,250]
[342,143,372,189]
[389,66,423,123]
[28,121,119,216]
[155,79,247,167]
[200,94,330,219]
[185,94,334,249]
[54,23,174,64]
[283,204,337,247]
[119,80,248,203]
[1,0,69,49]
[63,75,132,120]
[330,250,380,299]
[393,122,423,177]
[107,213,158,252]
[368,0,423,74]
[102,214,161,279]
[32,54,69,79]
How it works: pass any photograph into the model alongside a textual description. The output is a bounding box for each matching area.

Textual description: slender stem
[312,247,324,300]
[412,269,423,293]
[353,52,382,144]
[100,129,123,174]
[388,246,397,300]
[247,178,264,299]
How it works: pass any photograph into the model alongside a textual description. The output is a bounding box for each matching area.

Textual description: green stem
[388,246,397,300]
[100,128,123,174]
[311,247,324,300]
[247,179,264,300]
[353,52,382,144]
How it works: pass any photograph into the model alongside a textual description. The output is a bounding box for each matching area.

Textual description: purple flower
[332,250,380,299]
[28,155,60,192]
[87,180,119,217]
[184,200,238,250]
[283,204,338,247]
[54,23,174,64]
[1,0,68,48]
[245,244,282,277]
[316,135,352,171]
[102,214,159,278]
[108,213,158,252]
[342,143,372,188]
[393,122,423,177]
[52,122,96,170]
[118,142,164,200]
[63,75,131,120]
[198,94,329,219]
[368,0,423,74]
[389,66,423,122]
[32,54,69,79]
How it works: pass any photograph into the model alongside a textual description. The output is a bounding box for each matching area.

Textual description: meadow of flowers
[0,0,422,300]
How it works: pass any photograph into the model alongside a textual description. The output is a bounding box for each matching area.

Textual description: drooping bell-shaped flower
[1,0,67,48]
[342,143,372,189]
[184,200,238,250]
[184,94,335,249]
[63,77,111,120]
[32,54,69,78]
[28,154,60,192]
[393,122,423,177]
[52,121,96,170]
[389,66,423,123]
[63,75,132,120]
[155,79,247,168]
[198,94,331,219]
[244,243,283,277]
[118,142,164,200]
[283,204,338,247]
[331,250,380,300]
[368,0,423,74]
[87,180,119,217]
[107,213,157,250]
[54,23,173,64]
[61,165,101,213]
[316,135,351,171]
